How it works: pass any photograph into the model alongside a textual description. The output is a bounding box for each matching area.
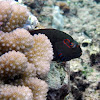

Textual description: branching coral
[0,1,54,100]
[0,32,53,99]
[10,77,48,100]
[23,63,36,78]
[23,77,48,100]
[25,33,53,77]
[0,28,34,55]
[0,0,29,32]
[0,48,51,100]
[0,50,27,80]
[0,85,33,100]
[0,1,12,27]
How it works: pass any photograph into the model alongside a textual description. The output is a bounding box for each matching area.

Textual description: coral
[0,1,54,100]
[25,33,53,77]
[0,85,33,100]
[0,28,34,55]
[0,0,29,32]
[0,1,12,26]
[0,31,4,36]
[0,50,27,80]
[23,63,36,78]
[23,77,48,100]
[0,31,53,99]
[12,77,48,100]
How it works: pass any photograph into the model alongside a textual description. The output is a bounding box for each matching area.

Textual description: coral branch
[0,28,34,55]
[24,77,48,100]
[0,1,12,25]
[0,85,33,100]
[25,33,53,77]
[23,63,36,78]
[0,50,27,80]
[0,1,29,32]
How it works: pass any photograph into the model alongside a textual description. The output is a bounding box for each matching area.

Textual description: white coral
[0,85,33,100]
[24,77,48,100]
[0,28,34,55]
[25,33,53,77]
[0,50,28,79]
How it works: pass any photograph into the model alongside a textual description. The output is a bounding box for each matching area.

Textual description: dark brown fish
[29,29,82,61]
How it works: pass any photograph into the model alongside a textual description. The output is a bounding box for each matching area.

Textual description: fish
[29,29,82,61]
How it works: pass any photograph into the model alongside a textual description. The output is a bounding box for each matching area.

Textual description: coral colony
[0,0,53,100]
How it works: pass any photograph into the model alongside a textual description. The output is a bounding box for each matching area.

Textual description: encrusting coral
[0,85,33,100]
[25,33,53,77]
[0,28,34,55]
[0,0,29,32]
[0,0,54,100]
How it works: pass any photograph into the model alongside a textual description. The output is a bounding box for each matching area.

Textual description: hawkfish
[29,29,82,61]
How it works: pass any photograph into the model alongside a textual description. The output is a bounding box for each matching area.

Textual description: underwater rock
[90,53,100,71]
[47,84,69,100]
[76,33,99,58]
[96,82,100,90]
[81,39,92,48]
[70,71,83,81]
[70,71,90,92]
[22,0,46,14]
[56,1,70,14]
[73,78,89,92]
[94,0,100,3]
[46,61,67,89]
[70,71,90,99]
[90,53,100,66]
[71,85,83,100]
[83,82,100,100]
[46,61,70,100]
[52,6,64,30]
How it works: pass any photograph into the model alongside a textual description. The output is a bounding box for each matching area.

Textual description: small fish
[29,29,82,61]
